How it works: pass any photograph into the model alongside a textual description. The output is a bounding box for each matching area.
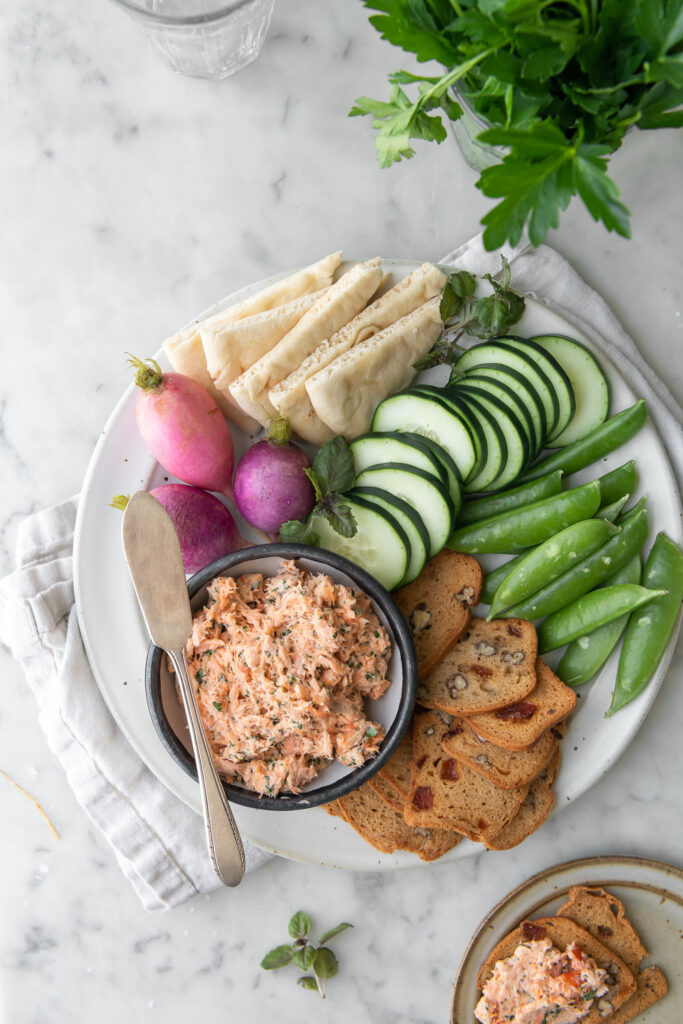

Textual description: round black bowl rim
[145,542,417,811]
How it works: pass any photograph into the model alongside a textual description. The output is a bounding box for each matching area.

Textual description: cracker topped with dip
[183,561,392,796]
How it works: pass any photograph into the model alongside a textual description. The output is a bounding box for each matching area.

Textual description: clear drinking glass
[109,0,275,80]
[449,87,507,172]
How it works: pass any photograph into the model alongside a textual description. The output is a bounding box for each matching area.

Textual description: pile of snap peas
[448,430,683,714]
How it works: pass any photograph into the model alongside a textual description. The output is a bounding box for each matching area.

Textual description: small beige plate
[451,855,683,1023]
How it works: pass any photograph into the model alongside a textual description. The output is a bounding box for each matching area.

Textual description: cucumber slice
[449,389,507,492]
[350,432,447,489]
[456,342,558,441]
[354,463,454,558]
[459,364,544,457]
[406,385,487,484]
[532,334,611,447]
[454,384,530,490]
[456,371,540,458]
[408,434,463,515]
[350,486,429,585]
[371,392,478,484]
[495,336,575,443]
[311,494,410,591]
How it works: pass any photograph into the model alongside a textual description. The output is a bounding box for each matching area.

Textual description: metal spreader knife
[122,490,245,887]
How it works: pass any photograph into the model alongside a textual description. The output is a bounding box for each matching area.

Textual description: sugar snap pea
[607,533,683,716]
[597,493,629,522]
[447,481,601,554]
[488,518,619,619]
[516,401,647,484]
[482,552,527,605]
[539,584,667,653]
[458,471,563,526]
[557,556,641,687]
[619,495,647,522]
[502,508,649,620]
[595,460,637,507]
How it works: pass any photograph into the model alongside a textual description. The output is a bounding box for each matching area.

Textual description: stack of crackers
[477,886,667,1021]
[326,549,578,859]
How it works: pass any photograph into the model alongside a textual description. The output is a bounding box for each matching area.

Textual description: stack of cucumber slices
[312,334,611,592]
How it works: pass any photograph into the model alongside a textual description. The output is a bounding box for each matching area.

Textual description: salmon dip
[475,937,609,1024]
[183,561,392,796]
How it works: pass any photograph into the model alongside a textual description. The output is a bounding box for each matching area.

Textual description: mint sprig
[414,256,525,371]
[260,911,353,999]
[280,436,357,541]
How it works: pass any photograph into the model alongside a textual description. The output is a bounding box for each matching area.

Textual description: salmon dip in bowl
[145,544,417,810]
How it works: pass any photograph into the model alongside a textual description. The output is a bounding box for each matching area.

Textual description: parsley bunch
[351,0,683,248]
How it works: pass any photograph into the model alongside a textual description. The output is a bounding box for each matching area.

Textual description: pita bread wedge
[229,258,384,427]
[306,295,443,439]
[200,287,328,430]
[270,262,448,443]
[163,251,341,432]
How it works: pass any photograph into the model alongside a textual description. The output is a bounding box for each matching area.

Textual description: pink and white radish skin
[149,484,243,573]
[234,418,315,538]
[112,486,244,574]
[130,356,235,500]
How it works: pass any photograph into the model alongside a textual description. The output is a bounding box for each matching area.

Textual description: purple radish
[112,486,244,574]
[234,418,315,538]
[130,356,235,499]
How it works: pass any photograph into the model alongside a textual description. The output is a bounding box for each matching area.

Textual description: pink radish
[112,486,244,574]
[234,418,315,538]
[130,356,234,499]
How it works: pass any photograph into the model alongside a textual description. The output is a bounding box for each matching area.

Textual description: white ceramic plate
[73,258,682,870]
[450,855,683,1022]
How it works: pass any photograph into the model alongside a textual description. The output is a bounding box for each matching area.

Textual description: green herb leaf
[212,701,223,711]
[297,976,319,991]
[288,911,311,939]
[318,923,354,945]
[308,436,356,497]
[293,944,318,970]
[279,518,320,545]
[260,944,295,970]
[313,947,339,998]
[352,0,681,247]
[319,500,357,539]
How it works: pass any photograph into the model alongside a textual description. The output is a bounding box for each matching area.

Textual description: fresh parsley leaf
[352,0,682,248]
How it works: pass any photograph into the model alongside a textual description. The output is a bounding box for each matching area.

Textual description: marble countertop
[1,1,681,1021]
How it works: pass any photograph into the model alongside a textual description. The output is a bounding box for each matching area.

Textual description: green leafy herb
[260,911,353,999]
[110,494,130,511]
[352,0,683,248]
[280,435,357,542]
[415,256,525,370]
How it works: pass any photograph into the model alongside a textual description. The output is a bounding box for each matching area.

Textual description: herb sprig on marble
[350,0,683,249]
[260,910,353,998]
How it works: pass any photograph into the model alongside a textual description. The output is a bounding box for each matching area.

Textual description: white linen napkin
[1,235,680,913]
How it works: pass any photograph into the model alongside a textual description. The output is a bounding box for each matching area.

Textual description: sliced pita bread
[306,295,443,439]
[229,258,384,426]
[200,287,328,431]
[269,262,447,443]
[163,252,341,432]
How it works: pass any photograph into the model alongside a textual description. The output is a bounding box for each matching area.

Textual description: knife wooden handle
[168,649,245,887]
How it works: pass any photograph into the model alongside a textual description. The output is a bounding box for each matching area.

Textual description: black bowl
[145,543,417,810]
